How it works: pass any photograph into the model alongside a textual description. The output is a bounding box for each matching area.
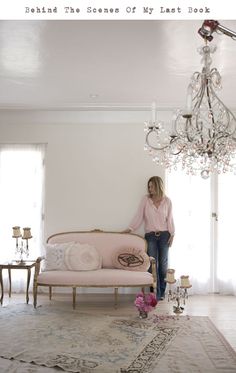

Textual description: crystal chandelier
[144,21,236,178]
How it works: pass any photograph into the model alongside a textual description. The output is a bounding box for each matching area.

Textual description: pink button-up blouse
[129,195,175,235]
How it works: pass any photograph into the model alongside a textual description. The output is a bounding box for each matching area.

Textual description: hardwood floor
[3,292,236,351]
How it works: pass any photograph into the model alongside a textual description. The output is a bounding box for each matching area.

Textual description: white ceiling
[0,20,236,111]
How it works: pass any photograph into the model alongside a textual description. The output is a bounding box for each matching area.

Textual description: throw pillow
[42,242,74,271]
[112,247,150,271]
[64,243,102,271]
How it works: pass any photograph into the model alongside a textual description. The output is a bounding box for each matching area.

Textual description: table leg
[0,268,3,305]
[26,268,31,304]
[8,268,12,297]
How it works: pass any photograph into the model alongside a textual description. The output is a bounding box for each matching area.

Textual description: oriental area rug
[0,304,236,373]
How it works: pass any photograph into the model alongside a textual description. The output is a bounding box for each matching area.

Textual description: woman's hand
[168,235,174,247]
[122,228,132,233]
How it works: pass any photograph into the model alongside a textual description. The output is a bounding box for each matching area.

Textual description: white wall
[0,109,171,240]
[0,108,169,294]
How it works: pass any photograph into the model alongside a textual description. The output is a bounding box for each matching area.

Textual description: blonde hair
[147,176,165,199]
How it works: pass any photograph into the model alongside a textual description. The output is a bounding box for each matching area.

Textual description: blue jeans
[145,231,170,300]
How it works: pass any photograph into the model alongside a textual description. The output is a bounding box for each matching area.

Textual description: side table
[0,260,37,305]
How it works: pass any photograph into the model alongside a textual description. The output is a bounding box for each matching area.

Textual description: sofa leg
[72,287,76,309]
[33,284,37,309]
[153,283,157,297]
[114,287,118,309]
[49,286,52,300]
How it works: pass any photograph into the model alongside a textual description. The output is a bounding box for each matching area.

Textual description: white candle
[186,84,192,113]
[152,101,156,123]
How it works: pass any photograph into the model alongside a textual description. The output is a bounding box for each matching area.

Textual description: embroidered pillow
[112,248,150,272]
[42,242,74,271]
[64,243,102,271]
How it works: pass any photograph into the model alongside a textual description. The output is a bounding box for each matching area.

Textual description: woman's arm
[167,198,175,246]
[128,195,147,232]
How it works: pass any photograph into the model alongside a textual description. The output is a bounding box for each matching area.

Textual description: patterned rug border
[152,313,236,357]
[203,316,236,362]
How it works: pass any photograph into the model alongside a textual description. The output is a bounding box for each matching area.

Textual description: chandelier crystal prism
[144,22,236,178]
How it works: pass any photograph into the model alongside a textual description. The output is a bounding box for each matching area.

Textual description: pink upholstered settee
[33,230,157,309]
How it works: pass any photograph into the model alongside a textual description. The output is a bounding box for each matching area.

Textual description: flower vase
[139,310,148,319]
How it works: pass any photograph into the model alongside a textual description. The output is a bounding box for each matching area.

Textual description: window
[0,144,45,292]
[166,169,236,295]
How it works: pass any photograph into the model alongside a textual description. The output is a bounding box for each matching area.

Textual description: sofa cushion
[112,247,150,272]
[64,243,102,271]
[43,242,74,271]
[37,269,153,286]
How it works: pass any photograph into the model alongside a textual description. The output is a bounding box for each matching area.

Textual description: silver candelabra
[12,226,32,263]
[165,269,192,314]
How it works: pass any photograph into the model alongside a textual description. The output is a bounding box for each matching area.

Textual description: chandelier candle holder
[144,21,236,178]
[165,269,192,315]
[12,226,32,263]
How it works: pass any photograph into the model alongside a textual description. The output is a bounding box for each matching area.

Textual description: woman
[124,176,175,300]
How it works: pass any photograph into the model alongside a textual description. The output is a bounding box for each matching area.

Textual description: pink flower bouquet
[134,292,158,313]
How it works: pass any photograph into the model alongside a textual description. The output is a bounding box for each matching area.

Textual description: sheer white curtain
[0,144,45,292]
[166,170,211,294]
[166,168,236,295]
[218,173,236,294]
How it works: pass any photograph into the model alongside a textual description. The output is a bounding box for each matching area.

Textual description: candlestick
[152,101,156,123]
[186,84,193,114]
[12,226,32,262]
[165,269,192,314]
